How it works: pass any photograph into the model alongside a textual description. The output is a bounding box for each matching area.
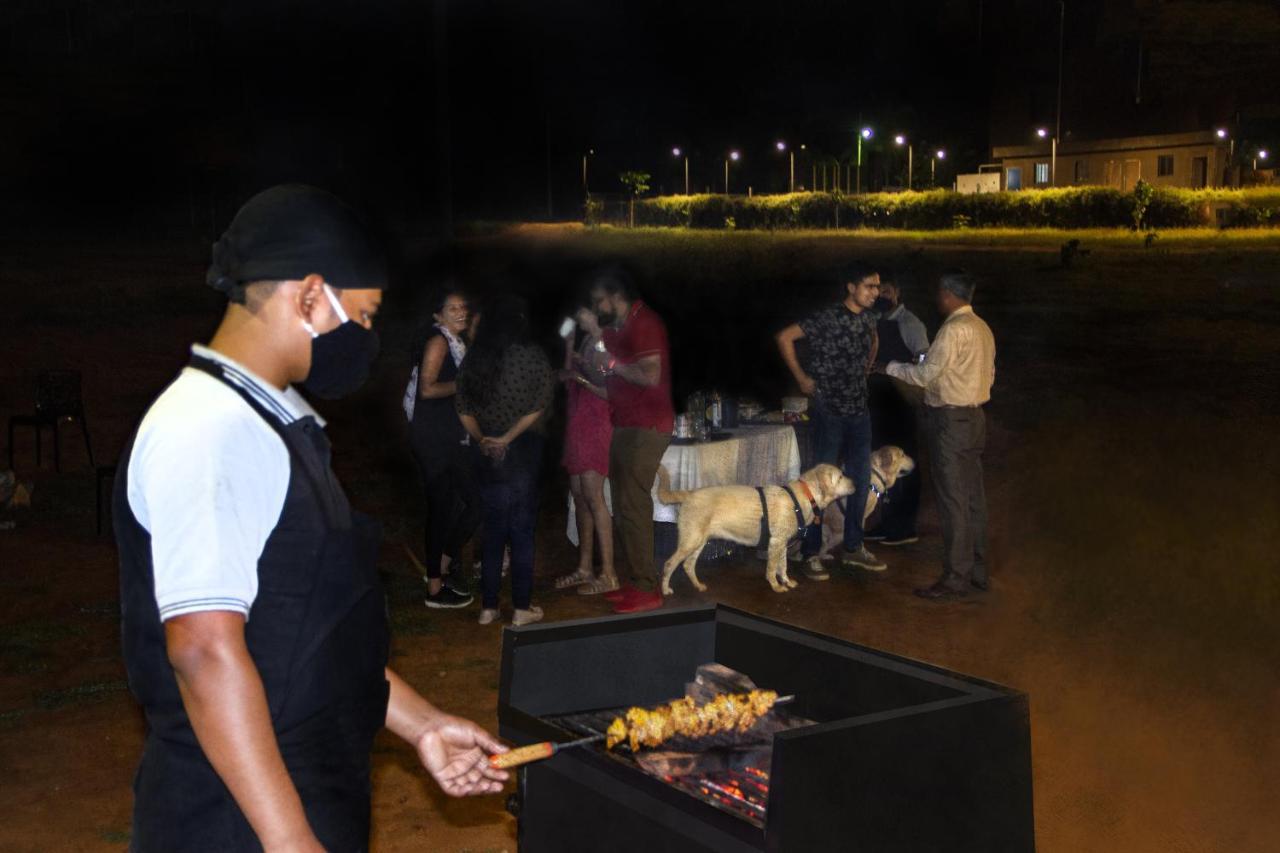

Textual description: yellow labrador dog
[813,446,916,565]
[656,463,855,594]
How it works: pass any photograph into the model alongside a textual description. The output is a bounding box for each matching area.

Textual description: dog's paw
[785,578,798,589]
[693,581,708,592]
[660,584,673,596]
[769,581,787,593]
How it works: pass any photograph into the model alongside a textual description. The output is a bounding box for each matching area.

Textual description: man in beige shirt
[885,271,995,600]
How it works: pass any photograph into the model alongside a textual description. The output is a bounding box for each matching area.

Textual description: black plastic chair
[7,370,95,472]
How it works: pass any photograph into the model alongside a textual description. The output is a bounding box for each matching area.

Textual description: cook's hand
[263,835,326,853]
[797,374,816,396]
[415,715,510,797]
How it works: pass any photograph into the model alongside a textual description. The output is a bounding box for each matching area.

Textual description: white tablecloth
[566,425,801,545]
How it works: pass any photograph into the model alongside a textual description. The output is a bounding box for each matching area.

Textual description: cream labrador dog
[813,445,916,565]
[656,463,855,594]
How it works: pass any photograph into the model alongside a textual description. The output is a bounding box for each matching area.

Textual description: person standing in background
[555,301,619,596]
[589,267,674,615]
[885,270,996,600]
[775,262,885,580]
[866,274,929,547]
[456,294,554,626]
[407,288,478,609]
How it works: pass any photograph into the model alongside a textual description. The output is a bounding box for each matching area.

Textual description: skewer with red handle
[489,734,604,769]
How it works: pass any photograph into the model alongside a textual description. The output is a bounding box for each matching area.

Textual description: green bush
[627,186,1280,230]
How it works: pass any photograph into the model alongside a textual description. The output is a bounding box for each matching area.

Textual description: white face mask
[301,283,349,338]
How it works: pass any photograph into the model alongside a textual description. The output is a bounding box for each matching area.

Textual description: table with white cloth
[566,425,802,566]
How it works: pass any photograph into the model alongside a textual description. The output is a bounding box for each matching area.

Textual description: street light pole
[725,150,740,194]
[582,149,593,196]
[932,150,945,186]
[894,135,914,190]
[857,127,872,194]
[685,156,690,195]
[1056,0,1064,171]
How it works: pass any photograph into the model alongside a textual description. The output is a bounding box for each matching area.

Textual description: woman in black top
[409,288,480,608]
[456,294,553,627]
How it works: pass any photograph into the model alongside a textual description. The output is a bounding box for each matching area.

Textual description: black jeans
[869,376,921,539]
[476,433,543,610]
[411,432,480,580]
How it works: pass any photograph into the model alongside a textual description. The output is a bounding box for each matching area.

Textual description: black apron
[115,354,390,852]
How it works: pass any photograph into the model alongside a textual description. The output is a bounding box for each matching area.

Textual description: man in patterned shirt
[776,262,886,577]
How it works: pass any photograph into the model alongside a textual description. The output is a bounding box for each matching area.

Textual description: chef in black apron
[115,185,507,852]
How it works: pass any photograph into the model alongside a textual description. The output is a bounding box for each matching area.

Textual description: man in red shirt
[589,268,674,613]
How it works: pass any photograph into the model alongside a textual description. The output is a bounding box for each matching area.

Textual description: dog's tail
[655,465,690,504]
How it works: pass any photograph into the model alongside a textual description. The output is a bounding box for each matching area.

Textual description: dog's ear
[823,465,844,501]
[870,447,891,472]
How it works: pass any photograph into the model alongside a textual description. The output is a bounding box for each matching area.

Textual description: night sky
[2,0,1277,231]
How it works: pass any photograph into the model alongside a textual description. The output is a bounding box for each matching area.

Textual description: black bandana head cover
[206,184,386,300]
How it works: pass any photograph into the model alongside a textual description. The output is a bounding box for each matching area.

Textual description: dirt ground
[2,229,1278,852]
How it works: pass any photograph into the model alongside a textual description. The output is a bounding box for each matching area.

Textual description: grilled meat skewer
[606,689,782,752]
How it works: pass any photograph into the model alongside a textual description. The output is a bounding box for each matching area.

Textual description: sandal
[554,568,595,589]
[577,575,621,596]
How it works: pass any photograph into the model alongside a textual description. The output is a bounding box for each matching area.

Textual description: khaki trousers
[608,427,671,592]
[925,406,988,587]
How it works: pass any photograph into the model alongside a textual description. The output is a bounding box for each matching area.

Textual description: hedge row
[601,186,1280,230]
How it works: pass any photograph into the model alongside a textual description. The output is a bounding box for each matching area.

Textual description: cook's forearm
[170,629,314,849]
[384,667,446,744]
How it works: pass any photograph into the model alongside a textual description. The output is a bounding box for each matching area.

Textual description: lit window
[1157,155,1174,176]
[1074,160,1089,182]
[1034,163,1050,184]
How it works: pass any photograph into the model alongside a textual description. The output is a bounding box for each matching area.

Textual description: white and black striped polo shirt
[126,344,325,622]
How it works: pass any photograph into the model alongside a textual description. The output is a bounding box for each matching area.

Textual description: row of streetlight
[658,129,948,195]
[1216,128,1268,171]
[589,125,1268,196]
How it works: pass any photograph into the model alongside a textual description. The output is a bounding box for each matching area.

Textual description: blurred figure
[556,302,619,595]
[866,274,929,546]
[589,267,674,614]
[886,270,996,600]
[456,294,553,626]
[406,287,478,609]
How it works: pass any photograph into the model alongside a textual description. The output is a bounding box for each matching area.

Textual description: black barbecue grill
[498,604,1035,852]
